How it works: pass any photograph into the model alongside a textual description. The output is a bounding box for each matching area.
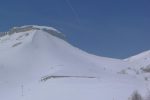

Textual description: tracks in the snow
[41,75,96,82]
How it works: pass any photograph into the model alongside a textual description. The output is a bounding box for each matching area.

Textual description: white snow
[0,25,149,100]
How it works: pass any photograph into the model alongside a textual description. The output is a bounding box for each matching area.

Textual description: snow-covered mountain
[125,50,150,69]
[0,25,149,100]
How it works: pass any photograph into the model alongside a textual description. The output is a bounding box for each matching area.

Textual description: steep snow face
[0,26,130,77]
[0,25,148,100]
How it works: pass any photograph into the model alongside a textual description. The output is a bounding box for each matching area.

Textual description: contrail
[65,0,81,25]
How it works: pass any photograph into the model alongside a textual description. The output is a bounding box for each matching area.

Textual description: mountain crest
[0,25,65,40]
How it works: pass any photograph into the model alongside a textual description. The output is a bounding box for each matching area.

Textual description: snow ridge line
[0,25,66,40]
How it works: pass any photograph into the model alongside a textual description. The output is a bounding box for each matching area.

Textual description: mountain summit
[0,25,149,100]
[0,25,65,39]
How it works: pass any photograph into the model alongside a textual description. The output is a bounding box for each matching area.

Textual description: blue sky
[0,0,150,58]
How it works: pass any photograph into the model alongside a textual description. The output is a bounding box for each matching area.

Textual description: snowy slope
[124,51,150,88]
[0,25,148,100]
[125,50,150,69]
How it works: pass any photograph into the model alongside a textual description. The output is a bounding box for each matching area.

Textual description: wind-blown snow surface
[0,25,149,100]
